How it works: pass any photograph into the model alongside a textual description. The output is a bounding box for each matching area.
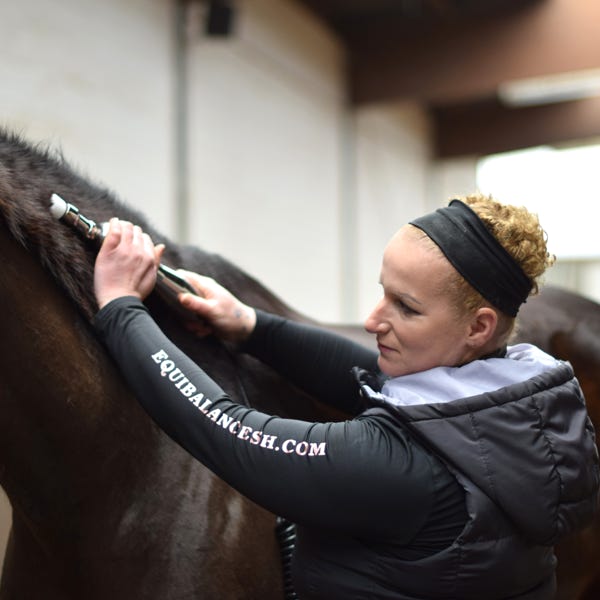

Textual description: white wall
[427,156,479,212]
[0,0,175,232]
[353,103,432,321]
[186,0,347,320]
[182,1,435,323]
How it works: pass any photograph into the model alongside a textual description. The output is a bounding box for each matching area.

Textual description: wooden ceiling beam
[431,96,600,158]
[349,0,600,105]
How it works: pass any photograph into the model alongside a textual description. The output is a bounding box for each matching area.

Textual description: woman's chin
[377,356,400,378]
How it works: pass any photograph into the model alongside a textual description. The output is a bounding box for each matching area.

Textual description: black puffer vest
[357,361,599,599]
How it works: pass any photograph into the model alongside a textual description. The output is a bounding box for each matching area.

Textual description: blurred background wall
[0,0,440,326]
[2,0,600,569]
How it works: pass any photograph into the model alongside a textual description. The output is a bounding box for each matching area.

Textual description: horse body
[516,288,600,600]
[0,130,324,598]
[0,228,281,599]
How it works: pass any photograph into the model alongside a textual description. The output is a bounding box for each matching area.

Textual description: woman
[93,193,599,599]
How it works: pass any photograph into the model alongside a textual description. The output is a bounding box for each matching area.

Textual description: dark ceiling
[295,0,600,158]
[298,0,540,32]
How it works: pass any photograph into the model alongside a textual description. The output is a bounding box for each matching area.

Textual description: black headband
[410,200,532,316]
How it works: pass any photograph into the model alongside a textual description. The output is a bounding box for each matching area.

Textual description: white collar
[379,344,560,407]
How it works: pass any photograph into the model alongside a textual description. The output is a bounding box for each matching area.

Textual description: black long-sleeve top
[94,296,467,598]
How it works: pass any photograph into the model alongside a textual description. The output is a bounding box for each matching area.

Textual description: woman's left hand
[94,218,165,310]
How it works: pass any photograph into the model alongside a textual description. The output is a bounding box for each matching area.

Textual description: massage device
[49,193,200,314]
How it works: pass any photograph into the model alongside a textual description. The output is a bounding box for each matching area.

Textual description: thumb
[179,292,214,318]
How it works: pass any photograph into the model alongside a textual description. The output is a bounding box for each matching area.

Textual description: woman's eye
[396,299,419,315]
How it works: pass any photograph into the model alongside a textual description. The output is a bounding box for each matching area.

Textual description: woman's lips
[377,341,395,354]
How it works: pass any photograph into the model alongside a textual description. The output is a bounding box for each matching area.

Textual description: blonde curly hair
[441,192,555,342]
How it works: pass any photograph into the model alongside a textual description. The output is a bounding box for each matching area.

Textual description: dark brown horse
[516,288,600,600]
[1,129,599,598]
[0,129,338,599]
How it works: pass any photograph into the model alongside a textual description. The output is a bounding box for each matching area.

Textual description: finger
[142,232,156,262]
[176,270,203,296]
[177,270,211,297]
[131,224,144,248]
[120,221,135,245]
[108,217,122,235]
[155,243,166,265]
[99,218,122,253]
[179,293,213,316]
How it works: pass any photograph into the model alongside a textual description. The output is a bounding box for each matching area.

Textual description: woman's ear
[467,307,498,349]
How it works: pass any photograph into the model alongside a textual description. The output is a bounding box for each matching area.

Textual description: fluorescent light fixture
[498,68,600,107]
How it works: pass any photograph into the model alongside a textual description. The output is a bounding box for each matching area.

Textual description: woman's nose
[364,299,388,334]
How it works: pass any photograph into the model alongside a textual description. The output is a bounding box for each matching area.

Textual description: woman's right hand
[176,271,257,342]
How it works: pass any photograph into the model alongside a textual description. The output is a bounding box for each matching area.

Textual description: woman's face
[365,226,475,378]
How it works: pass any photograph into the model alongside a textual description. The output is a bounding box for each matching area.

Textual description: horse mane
[0,128,301,324]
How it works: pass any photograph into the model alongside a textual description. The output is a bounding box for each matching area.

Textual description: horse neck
[0,226,151,518]
[0,227,285,599]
